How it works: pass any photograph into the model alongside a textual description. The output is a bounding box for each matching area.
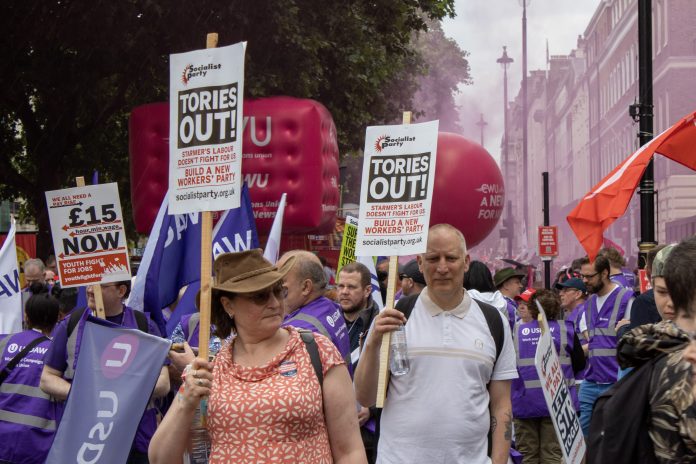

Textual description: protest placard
[355,120,438,257]
[45,183,131,288]
[535,303,586,464]
[337,215,358,275]
[169,41,247,215]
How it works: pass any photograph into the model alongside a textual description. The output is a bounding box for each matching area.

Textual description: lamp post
[637,0,655,266]
[476,113,488,147]
[497,46,514,258]
[520,0,530,248]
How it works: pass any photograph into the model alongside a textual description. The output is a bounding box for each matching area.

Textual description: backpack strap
[394,294,504,362]
[472,299,504,363]
[132,310,149,333]
[299,329,323,388]
[0,335,49,385]
[67,308,87,338]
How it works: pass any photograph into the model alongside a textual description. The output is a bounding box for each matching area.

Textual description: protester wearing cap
[555,277,589,384]
[515,288,536,323]
[399,259,425,297]
[512,289,585,464]
[149,249,366,464]
[620,245,673,341]
[495,267,526,329]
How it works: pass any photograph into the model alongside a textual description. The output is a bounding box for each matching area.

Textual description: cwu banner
[46,317,170,464]
[0,217,22,334]
[128,183,258,334]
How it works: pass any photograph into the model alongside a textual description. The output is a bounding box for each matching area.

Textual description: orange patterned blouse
[207,327,344,463]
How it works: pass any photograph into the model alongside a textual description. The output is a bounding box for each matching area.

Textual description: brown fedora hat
[198,249,296,311]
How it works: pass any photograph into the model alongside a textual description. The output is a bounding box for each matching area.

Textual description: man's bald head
[278,250,322,268]
[278,250,326,313]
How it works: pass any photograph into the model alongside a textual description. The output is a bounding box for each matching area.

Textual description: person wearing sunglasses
[149,249,366,464]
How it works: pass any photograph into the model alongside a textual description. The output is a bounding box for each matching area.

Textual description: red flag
[567,110,696,261]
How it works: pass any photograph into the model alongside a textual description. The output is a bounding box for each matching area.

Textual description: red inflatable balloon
[129,97,339,235]
[430,133,504,248]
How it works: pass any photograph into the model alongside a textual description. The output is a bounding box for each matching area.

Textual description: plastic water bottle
[389,325,410,376]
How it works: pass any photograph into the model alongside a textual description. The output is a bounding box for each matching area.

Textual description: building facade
[503,0,696,265]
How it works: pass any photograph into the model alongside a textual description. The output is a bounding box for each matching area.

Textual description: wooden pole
[376,111,412,408]
[75,176,106,319]
[197,32,218,362]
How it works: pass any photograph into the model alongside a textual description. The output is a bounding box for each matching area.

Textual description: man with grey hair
[22,258,47,290]
[279,250,351,367]
[355,223,517,464]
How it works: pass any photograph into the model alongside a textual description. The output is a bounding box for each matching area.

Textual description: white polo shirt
[377,288,518,464]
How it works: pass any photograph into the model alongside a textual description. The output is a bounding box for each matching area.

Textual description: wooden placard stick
[75,176,106,319]
[196,32,219,363]
[376,110,412,408]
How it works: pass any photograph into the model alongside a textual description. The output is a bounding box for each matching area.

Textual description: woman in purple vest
[511,289,586,464]
[0,290,60,464]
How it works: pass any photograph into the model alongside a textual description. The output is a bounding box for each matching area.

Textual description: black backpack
[586,354,662,464]
[394,294,505,362]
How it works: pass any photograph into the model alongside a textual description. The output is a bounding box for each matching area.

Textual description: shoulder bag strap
[0,335,49,385]
[299,329,323,389]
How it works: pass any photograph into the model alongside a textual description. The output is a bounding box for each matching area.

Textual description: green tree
[0,0,455,258]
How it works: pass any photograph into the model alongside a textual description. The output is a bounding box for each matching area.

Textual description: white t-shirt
[377,288,518,464]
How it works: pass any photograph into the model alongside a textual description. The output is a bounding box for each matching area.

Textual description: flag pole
[197,32,218,363]
[376,111,411,408]
[75,176,105,319]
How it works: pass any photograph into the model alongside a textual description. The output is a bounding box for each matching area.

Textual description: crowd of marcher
[1,226,696,463]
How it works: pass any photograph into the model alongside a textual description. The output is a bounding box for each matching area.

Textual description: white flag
[357,255,384,310]
[0,218,22,334]
[263,193,287,264]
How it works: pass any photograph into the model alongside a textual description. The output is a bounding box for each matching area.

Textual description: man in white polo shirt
[354,223,518,464]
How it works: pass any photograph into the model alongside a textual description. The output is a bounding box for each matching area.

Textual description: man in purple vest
[494,267,525,329]
[0,291,60,464]
[40,281,170,464]
[279,250,351,366]
[577,255,634,437]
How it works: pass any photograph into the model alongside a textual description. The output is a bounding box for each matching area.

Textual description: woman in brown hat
[149,249,366,463]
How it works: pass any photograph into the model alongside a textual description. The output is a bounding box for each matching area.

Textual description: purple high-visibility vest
[566,301,588,381]
[585,287,633,383]
[512,320,578,419]
[0,330,58,464]
[65,307,159,454]
[610,273,633,290]
[283,296,351,368]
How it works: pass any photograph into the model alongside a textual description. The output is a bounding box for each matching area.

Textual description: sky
[442,0,603,163]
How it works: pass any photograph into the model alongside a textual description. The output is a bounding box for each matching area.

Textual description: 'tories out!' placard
[355,120,439,256]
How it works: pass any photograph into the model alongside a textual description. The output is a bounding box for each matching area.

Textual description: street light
[520,0,530,248]
[476,113,488,147]
[497,46,514,258]
[497,46,513,179]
